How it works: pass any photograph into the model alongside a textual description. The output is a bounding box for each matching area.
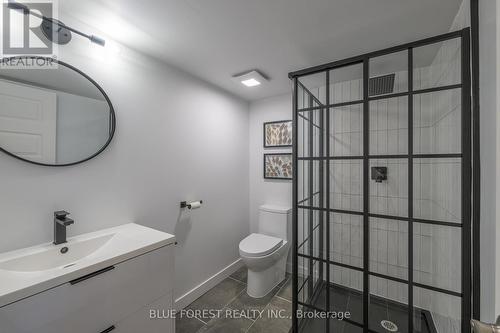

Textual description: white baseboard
[175,258,243,310]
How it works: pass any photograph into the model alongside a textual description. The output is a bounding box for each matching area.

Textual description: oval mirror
[0,57,115,166]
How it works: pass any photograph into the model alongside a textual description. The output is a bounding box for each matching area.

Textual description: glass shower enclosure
[289,28,475,333]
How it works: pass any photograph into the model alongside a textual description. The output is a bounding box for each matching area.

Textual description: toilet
[239,204,291,298]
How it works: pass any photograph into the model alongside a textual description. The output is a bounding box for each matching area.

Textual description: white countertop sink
[0,223,175,308]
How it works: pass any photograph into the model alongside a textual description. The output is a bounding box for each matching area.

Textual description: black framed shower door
[289,28,474,333]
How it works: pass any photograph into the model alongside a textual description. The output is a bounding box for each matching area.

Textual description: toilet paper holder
[180,200,203,209]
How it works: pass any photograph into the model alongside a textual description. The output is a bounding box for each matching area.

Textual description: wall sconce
[8,1,105,46]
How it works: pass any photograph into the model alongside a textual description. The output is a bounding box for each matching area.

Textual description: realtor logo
[2,1,56,56]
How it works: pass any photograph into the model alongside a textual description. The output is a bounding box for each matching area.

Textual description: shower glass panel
[330,104,364,157]
[329,63,364,104]
[291,29,472,333]
[413,89,462,155]
[370,50,409,96]
[413,287,462,333]
[369,96,409,156]
[412,223,462,293]
[368,276,409,333]
[412,39,462,90]
[413,158,462,224]
[330,160,364,212]
[369,218,408,281]
[330,213,364,269]
[369,159,409,217]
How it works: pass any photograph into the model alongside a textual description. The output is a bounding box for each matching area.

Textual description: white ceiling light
[241,78,261,87]
[233,70,268,88]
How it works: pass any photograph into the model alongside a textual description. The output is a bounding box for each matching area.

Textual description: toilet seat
[239,233,283,258]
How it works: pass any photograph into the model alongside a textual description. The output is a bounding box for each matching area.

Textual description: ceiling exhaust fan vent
[369,73,395,96]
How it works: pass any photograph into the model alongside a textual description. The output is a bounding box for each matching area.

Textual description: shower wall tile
[387,233,398,265]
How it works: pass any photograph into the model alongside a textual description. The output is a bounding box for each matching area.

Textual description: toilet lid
[239,233,283,258]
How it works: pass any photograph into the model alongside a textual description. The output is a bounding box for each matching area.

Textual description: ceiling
[61,0,462,102]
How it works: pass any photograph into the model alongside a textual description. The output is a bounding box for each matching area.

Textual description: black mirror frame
[0,56,116,167]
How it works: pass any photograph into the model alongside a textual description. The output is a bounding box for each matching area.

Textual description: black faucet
[54,211,74,245]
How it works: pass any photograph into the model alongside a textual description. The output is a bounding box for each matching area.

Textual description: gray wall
[478,0,499,322]
[249,94,293,268]
[497,0,500,318]
[0,25,250,303]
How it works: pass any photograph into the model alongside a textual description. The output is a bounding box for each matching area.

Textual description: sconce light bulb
[90,35,106,47]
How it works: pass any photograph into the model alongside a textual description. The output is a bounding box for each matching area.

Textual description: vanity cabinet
[0,244,175,333]
[112,291,174,333]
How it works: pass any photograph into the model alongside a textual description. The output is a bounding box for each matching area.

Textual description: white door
[0,79,57,164]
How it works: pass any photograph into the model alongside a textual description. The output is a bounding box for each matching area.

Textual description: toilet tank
[258,204,291,240]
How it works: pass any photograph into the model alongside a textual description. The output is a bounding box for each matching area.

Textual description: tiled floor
[176,267,292,333]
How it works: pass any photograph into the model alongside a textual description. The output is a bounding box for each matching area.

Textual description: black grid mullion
[318,88,325,302]
[298,253,463,299]
[298,99,365,112]
[298,156,364,160]
[298,253,364,272]
[471,0,481,318]
[297,105,323,112]
[461,28,472,333]
[372,213,463,228]
[325,69,331,333]
[298,206,464,227]
[368,83,463,102]
[307,95,315,301]
[297,205,364,216]
[298,153,463,161]
[292,77,299,332]
[413,283,463,298]
[369,271,407,285]
[362,58,370,333]
[408,46,415,333]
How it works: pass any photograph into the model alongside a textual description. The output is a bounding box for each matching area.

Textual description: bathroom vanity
[0,223,175,333]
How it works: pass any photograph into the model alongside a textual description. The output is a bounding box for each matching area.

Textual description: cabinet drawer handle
[69,266,115,285]
[100,325,115,333]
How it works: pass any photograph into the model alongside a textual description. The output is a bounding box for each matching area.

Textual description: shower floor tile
[301,284,435,333]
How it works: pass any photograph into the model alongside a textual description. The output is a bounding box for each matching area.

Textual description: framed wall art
[264,153,292,180]
[263,120,292,148]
